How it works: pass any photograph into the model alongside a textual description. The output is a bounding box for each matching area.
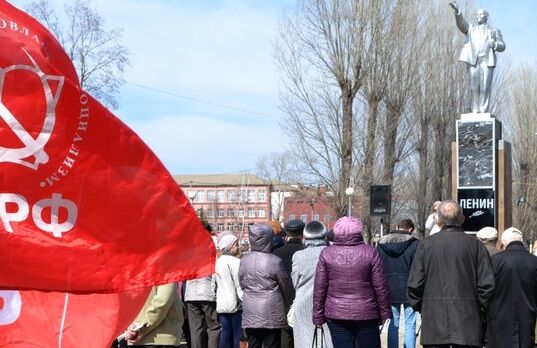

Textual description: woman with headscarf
[312,217,391,348]
[239,223,293,348]
[291,221,332,348]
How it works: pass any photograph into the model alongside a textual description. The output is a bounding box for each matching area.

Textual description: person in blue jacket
[377,219,420,348]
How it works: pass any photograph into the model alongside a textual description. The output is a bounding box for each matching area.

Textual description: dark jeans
[186,301,220,348]
[218,311,242,348]
[327,319,380,348]
[424,346,480,348]
[281,326,293,348]
[132,346,178,347]
[245,328,281,348]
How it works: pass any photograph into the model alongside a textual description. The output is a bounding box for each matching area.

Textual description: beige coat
[129,283,184,346]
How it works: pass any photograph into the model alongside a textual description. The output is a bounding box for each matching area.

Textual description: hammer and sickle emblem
[0,49,64,170]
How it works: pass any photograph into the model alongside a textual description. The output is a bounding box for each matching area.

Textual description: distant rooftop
[174,173,269,186]
[174,174,298,192]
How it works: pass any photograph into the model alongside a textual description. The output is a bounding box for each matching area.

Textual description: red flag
[0,1,215,292]
[0,288,150,347]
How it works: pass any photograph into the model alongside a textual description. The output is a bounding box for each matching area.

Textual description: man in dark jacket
[272,219,305,348]
[408,200,495,348]
[486,227,537,347]
[377,218,419,348]
[273,219,305,275]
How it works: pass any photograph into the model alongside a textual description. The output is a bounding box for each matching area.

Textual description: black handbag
[312,326,328,348]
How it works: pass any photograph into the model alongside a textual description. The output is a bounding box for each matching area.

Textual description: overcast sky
[10,0,537,175]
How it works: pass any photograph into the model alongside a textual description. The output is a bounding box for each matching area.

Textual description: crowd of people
[116,200,537,348]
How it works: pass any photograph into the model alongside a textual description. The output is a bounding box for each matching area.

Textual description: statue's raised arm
[449,1,459,13]
[450,1,469,34]
[450,2,506,114]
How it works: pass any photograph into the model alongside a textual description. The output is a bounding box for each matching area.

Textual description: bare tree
[504,64,537,242]
[381,0,420,184]
[26,0,128,109]
[255,151,300,221]
[356,0,393,239]
[403,1,471,235]
[276,0,496,240]
[275,0,385,218]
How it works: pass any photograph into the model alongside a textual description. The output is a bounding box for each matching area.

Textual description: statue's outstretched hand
[449,1,459,12]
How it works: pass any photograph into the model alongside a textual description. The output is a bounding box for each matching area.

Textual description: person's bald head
[437,200,464,227]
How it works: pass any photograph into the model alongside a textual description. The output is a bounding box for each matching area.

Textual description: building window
[227,191,236,202]
[207,209,214,218]
[207,191,216,201]
[187,190,196,201]
[238,209,244,217]
[248,208,256,217]
[227,223,234,231]
[217,223,224,232]
[248,190,256,202]
[313,214,320,221]
[258,208,266,218]
[227,208,235,217]
[300,214,308,223]
[289,214,296,220]
[196,190,205,202]
[258,190,266,202]
[196,208,203,217]
[218,208,225,217]
[217,190,225,202]
[239,190,247,202]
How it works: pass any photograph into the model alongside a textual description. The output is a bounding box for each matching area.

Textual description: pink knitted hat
[333,216,363,236]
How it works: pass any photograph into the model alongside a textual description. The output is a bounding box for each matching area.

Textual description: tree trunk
[416,114,430,237]
[360,97,381,242]
[338,88,355,218]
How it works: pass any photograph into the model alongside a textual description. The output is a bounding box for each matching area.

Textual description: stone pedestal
[451,113,512,233]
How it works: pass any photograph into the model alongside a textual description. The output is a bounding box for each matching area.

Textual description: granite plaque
[459,189,495,232]
[457,120,495,188]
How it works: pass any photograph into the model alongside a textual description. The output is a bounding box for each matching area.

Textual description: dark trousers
[218,311,242,348]
[327,319,380,348]
[245,328,281,348]
[182,300,191,348]
[424,346,480,348]
[132,344,179,348]
[280,326,293,348]
[186,301,220,348]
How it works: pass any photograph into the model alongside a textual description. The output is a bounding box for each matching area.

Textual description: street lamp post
[345,187,355,217]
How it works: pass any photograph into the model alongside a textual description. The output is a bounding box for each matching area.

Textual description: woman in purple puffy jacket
[312,216,391,348]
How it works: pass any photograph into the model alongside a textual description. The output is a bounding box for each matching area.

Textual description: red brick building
[174,174,272,239]
[282,186,337,230]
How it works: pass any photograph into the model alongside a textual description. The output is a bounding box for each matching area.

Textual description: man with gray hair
[408,200,495,347]
[486,227,537,347]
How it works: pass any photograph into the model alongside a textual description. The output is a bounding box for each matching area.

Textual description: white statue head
[476,9,489,24]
